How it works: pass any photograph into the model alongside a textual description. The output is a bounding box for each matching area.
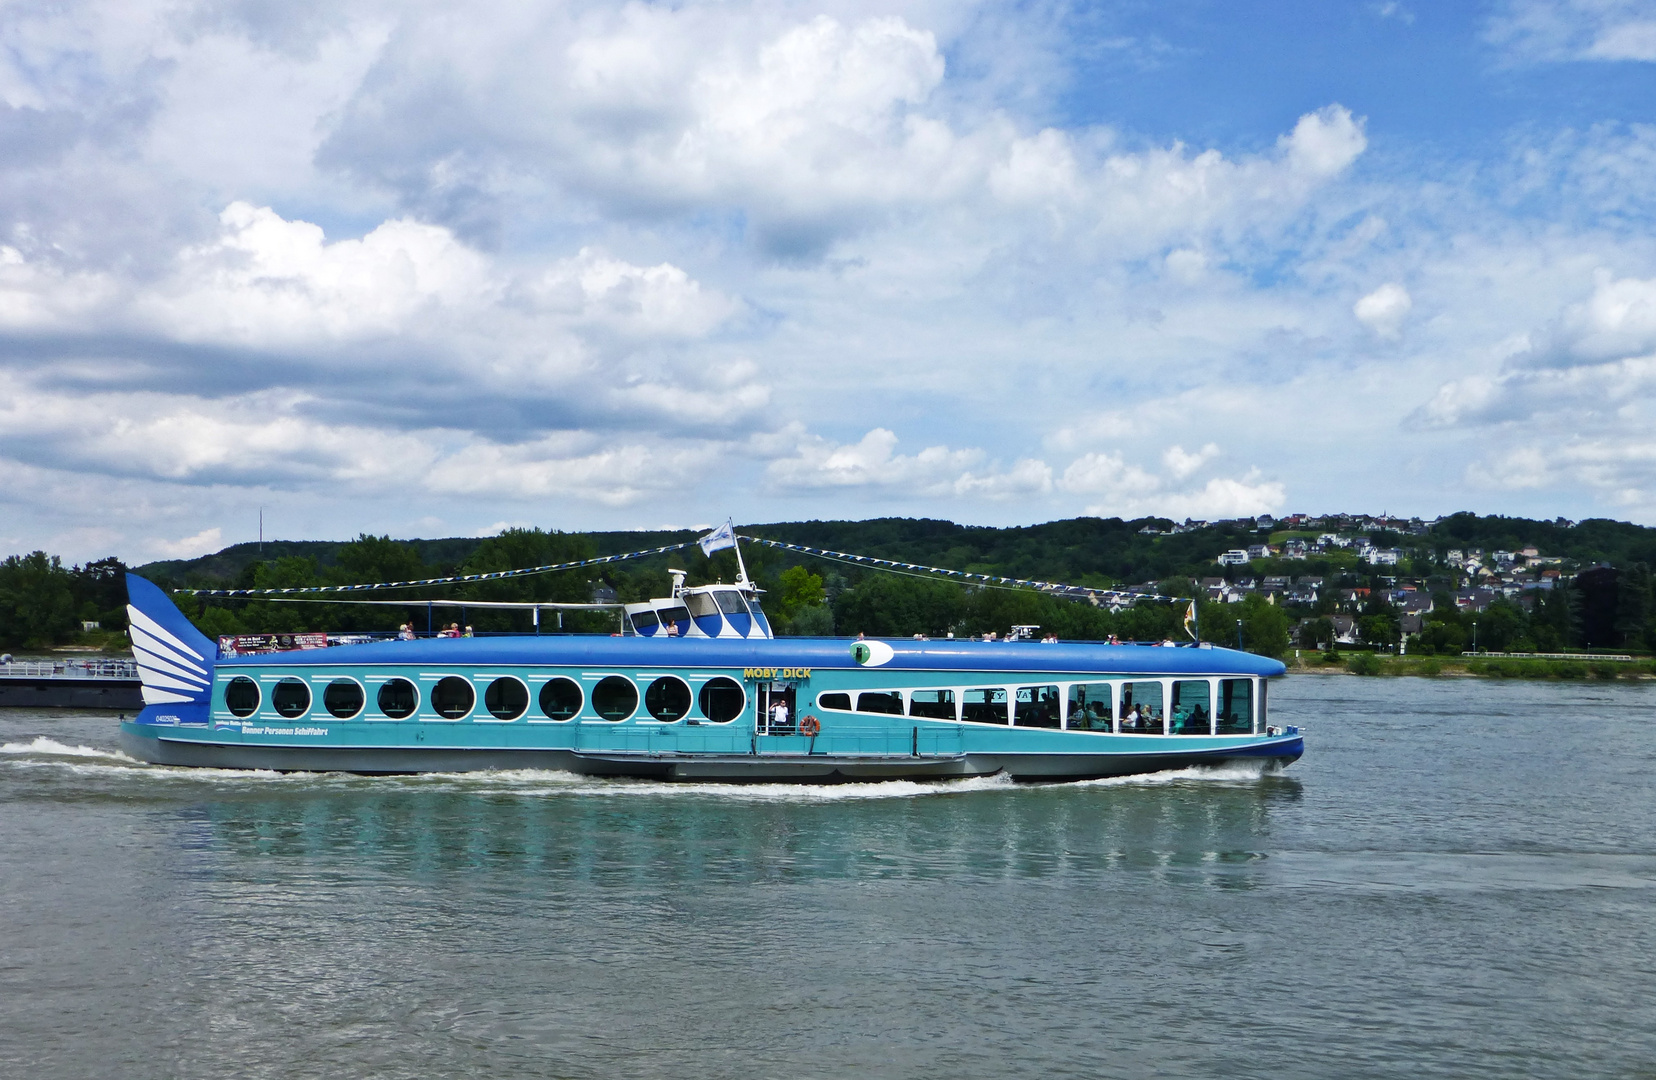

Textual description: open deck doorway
[756,683,799,735]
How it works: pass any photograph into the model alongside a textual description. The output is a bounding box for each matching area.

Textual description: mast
[732,530,751,588]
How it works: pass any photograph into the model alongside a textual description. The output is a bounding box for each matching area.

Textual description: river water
[1,676,1653,1079]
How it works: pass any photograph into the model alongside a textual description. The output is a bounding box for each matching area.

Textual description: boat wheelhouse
[119,573,1301,782]
[622,570,772,639]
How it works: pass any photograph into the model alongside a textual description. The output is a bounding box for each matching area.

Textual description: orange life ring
[799,714,820,737]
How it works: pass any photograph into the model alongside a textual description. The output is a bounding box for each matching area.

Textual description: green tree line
[0,553,129,650]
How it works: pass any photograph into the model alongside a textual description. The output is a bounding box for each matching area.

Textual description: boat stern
[125,574,217,732]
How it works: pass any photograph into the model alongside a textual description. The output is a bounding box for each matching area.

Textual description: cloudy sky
[4,0,1656,563]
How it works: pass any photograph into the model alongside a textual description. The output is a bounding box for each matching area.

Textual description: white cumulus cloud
[1355,282,1412,340]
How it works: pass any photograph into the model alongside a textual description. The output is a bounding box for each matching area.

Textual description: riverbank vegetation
[7,512,1656,664]
[1290,650,1652,679]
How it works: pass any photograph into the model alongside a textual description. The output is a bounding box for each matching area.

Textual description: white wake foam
[0,736,137,762]
[1069,760,1275,787]
[0,736,1277,799]
[389,768,1021,802]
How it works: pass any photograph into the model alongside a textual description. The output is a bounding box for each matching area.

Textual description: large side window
[1066,683,1113,731]
[962,687,1008,725]
[224,676,260,717]
[908,689,955,720]
[856,690,903,715]
[644,676,691,721]
[698,677,745,723]
[378,678,418,719]
[1014,685,1061,728]
[1171,680,1211,735]
[591,676,638,721]
[1119,680,1163,734]
[538,677,582,721]
[1217,679,1253,734]
[817,692,852,712]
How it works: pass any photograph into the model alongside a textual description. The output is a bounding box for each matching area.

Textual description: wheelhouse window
[908,689,955,720]
[1217,679,1253,734]
[323,678,364,719]
[1171,680,1211,735]
[224,676,259,717]
[698,677,745,723]
[1066,683,1113,731]
[431,676,475,719]
[962,687,1008,725]
[857,690,903,715]
[484,677,528,720]
[817,692,852,712]
[714,590,750,616]
[685,592,719,618]
[378,678,418,719]
[271,677,310,718]
[644,676,691,721]
[1014,685,1062,728]
[658,605,690,630]
[592,676,638,721]
[1119,681,1163,734]
[630,609,660,634]
[538,677,582,721]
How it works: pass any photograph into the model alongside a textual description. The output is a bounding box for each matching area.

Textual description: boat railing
[0,659,139,680]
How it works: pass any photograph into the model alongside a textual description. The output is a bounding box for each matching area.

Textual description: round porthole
[538,677,582,721]
[378,678,418,719]
[485,677,529,720]
[224,676,259,717]
[271,677,311,718]
[698,677,745,724]
[431,676,475,719]
[644,676,691,721]
[323,679,364,719]
[591,676,638,721]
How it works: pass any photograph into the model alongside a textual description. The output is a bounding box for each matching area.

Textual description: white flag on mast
[698,520,736,556]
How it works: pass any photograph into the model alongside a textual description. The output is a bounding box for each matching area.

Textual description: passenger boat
[119,565,1301,782]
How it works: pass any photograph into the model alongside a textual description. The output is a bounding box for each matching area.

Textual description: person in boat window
[441,622,461,638]
[463,625,474,638]
[397,623,415,641]
[771,698,790,732]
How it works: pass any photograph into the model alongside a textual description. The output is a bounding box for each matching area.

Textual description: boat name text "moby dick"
[741,668,811,680]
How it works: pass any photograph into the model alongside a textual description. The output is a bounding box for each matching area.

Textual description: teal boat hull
[120,571,1302,783]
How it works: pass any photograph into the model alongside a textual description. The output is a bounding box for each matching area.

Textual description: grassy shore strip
[1288,652,1656,679]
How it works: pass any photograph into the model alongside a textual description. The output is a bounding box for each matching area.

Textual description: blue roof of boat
[223,636,1286,677]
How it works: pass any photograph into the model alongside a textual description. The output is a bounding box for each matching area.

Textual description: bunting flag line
[737,536,1170,608]
[172,541,699,597]
[169,531,1173,607]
